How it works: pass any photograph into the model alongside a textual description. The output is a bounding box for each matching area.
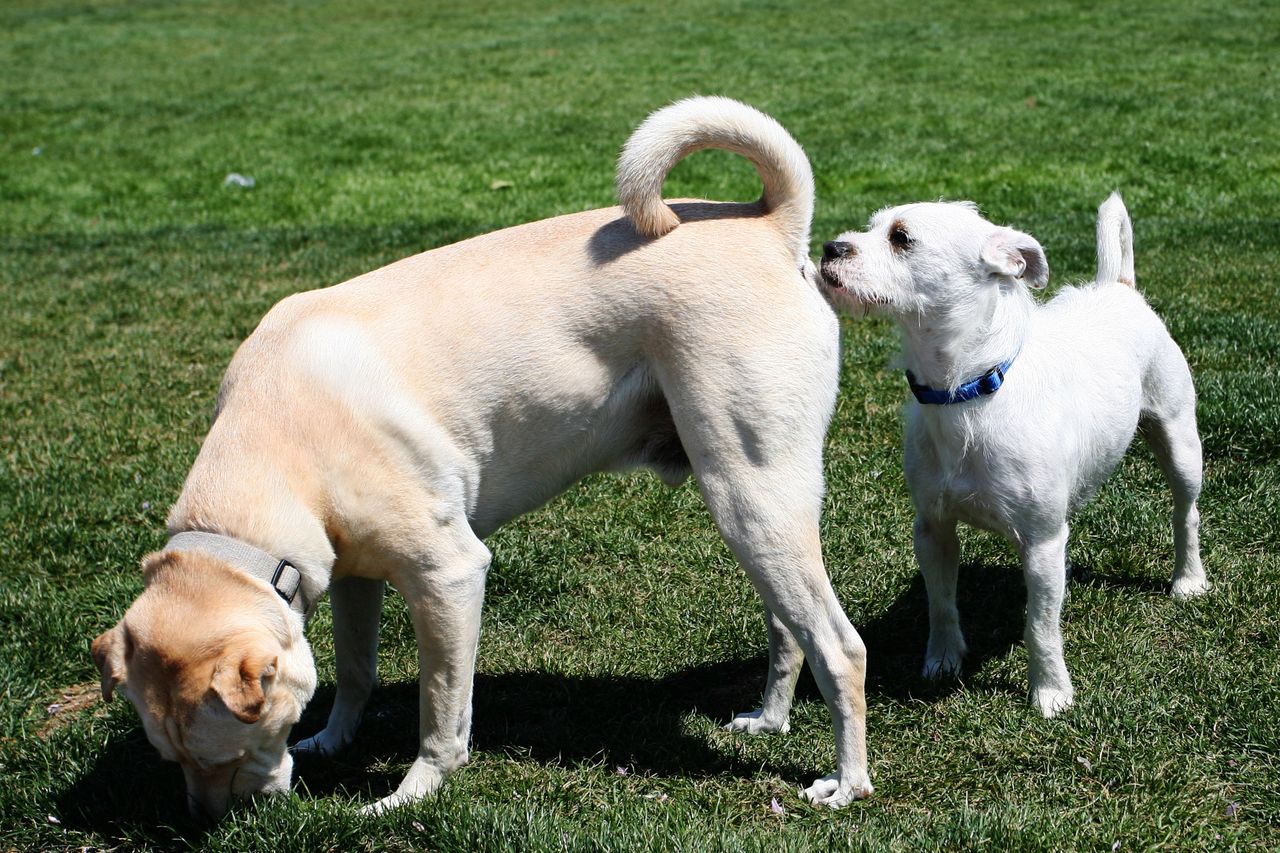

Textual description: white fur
[819,194,1207,716]
[1096,192,1136,286]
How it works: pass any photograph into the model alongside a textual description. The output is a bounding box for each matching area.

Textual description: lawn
[1,0,1278,849]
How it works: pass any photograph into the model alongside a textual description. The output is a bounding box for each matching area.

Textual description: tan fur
[93,97,873,818]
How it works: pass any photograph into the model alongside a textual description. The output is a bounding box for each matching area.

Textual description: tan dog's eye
[888,220,913,252]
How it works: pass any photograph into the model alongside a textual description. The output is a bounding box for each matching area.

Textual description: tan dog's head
[92,550,317,820]
[819,201,1048,317]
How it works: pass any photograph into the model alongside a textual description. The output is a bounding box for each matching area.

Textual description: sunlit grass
[2,0,1278,848]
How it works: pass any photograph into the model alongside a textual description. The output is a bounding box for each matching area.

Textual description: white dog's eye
[888,219,913,253]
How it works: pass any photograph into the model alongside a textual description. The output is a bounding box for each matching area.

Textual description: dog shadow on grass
[55,562,1028,835]
[861,561,1029,702]
[286,561,1030,803]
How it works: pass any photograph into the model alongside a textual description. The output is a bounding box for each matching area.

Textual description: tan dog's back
[95,97,874,818]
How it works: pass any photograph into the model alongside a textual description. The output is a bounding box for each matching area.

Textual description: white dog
[817,193,1207,716]
[91,97,874,819]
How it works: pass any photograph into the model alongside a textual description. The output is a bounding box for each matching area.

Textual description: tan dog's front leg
[362,529,491,816]
[726,606,802,735]
[294,576,384,757]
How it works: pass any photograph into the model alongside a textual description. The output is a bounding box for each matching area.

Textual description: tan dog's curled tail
[616,96,814,267]
[1096,192,1136,286]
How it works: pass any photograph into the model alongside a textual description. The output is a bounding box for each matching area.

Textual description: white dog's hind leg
[726,606,802,735]
[1142,409,1208,598]
[294,576,384,757]
[1022,525,1075,717]
[362,519,491,816]
[915,515,967,679]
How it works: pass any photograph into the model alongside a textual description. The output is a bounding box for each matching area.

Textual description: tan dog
[92,96,873,818]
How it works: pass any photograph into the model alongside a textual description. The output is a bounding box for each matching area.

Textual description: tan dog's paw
[800,772,873,808]
[292,728,351,758]
[724,709,790,735]
[359,755,453,816]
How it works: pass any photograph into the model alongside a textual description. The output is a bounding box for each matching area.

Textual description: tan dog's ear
[210,646,278,724]
[981,227,1049,289]
[91,624,128,702]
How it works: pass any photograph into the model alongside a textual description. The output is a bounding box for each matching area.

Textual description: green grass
[2,0,1279,849]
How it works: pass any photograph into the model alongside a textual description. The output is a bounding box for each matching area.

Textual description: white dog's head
[91,550,317,820]
[818,201,1048,319]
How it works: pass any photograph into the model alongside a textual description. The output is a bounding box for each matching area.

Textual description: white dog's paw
[291,727,352,758]
[1030,685,1074,718]
[923,631,967,680]
[922,649,965,680]
[724,709,790,735]
[800,772,873,808]
[1171,576,1209,600]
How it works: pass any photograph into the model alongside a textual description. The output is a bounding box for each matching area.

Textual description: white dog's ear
[981,227,1049,289]
[211,643,279,724]
[91,623,128,702]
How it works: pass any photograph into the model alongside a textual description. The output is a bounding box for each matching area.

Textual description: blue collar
[907,356,1015,405]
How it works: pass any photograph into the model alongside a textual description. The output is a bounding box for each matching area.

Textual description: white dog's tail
[1096,192,1136,286]
[617,96,814,267]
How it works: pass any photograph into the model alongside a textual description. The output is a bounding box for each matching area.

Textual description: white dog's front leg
[914,514,967,679]
[726,606,802,735]
[1022,525,1074,717]
[363,526,491,816]
[295,576,385,757]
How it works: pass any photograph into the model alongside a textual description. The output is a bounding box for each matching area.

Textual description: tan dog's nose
[183,765,234,821]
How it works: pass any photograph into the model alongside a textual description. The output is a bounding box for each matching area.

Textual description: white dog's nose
[823,241,854,262]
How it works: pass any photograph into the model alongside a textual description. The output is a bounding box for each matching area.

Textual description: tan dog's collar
[165,531,309,617]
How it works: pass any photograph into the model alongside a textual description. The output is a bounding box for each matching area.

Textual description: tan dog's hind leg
[700,459,872,806]
[294,577,385,757]
[725,606,803,735]
[361,513,491,816]
[658,311,873,806]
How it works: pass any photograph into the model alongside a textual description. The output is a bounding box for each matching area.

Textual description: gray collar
[165,531,310,617]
